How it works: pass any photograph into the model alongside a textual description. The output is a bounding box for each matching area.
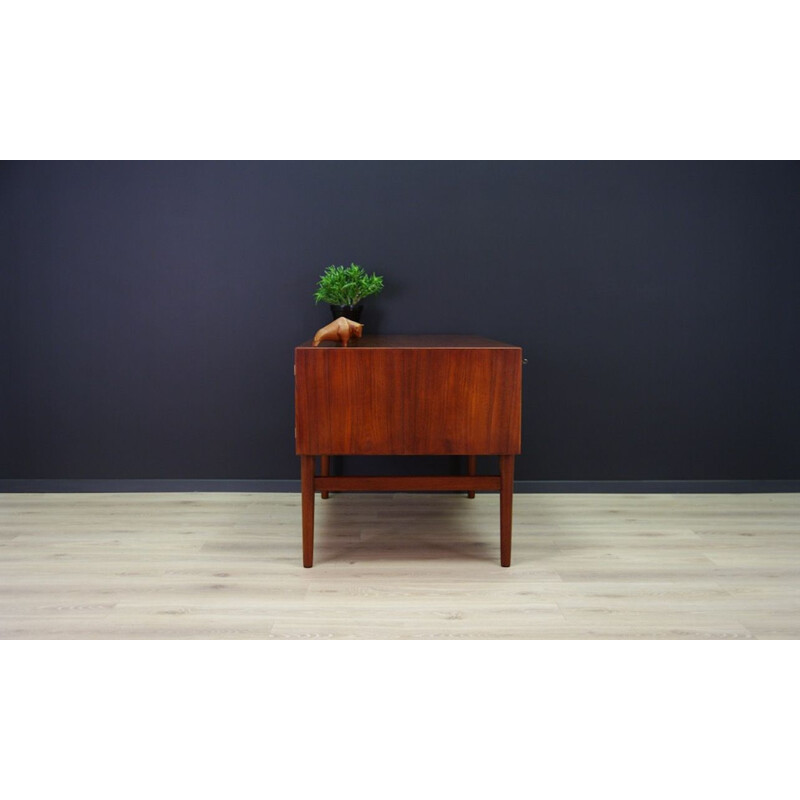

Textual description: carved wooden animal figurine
[312,316,364,347]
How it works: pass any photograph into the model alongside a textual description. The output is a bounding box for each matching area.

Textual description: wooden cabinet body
[294,335,522,567]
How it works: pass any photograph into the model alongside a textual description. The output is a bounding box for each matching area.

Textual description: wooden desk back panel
[295,345,521,455]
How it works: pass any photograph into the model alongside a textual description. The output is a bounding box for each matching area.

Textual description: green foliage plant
[313,263,384,306]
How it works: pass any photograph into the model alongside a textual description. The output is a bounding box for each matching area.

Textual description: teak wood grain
[295,338,521,455]
[294,335,523,567]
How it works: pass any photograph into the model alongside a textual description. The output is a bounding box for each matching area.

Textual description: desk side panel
[295,347,521,455]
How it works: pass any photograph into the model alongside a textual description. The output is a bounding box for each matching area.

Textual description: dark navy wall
[2,161,799,482]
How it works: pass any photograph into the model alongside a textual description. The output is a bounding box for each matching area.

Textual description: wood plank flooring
[1,492,799,639]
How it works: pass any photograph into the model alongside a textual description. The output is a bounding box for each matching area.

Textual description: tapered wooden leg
[499,455,514,567]
[301,455,315,567]
[467,455,477,499]
[320,456,330,499]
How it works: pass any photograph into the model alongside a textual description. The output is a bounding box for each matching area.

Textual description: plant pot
[330,304,363,322]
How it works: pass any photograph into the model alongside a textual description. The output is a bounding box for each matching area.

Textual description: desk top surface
[297,334,519,350]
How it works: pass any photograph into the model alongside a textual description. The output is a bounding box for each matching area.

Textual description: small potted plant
[313,263,383,322]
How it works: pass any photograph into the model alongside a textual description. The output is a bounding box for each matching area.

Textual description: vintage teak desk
[294,335,522,567]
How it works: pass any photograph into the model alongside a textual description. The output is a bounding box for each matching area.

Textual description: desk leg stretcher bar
[300,454,515,568]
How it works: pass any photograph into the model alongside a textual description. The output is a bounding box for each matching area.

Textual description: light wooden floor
[1,492,799,639]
